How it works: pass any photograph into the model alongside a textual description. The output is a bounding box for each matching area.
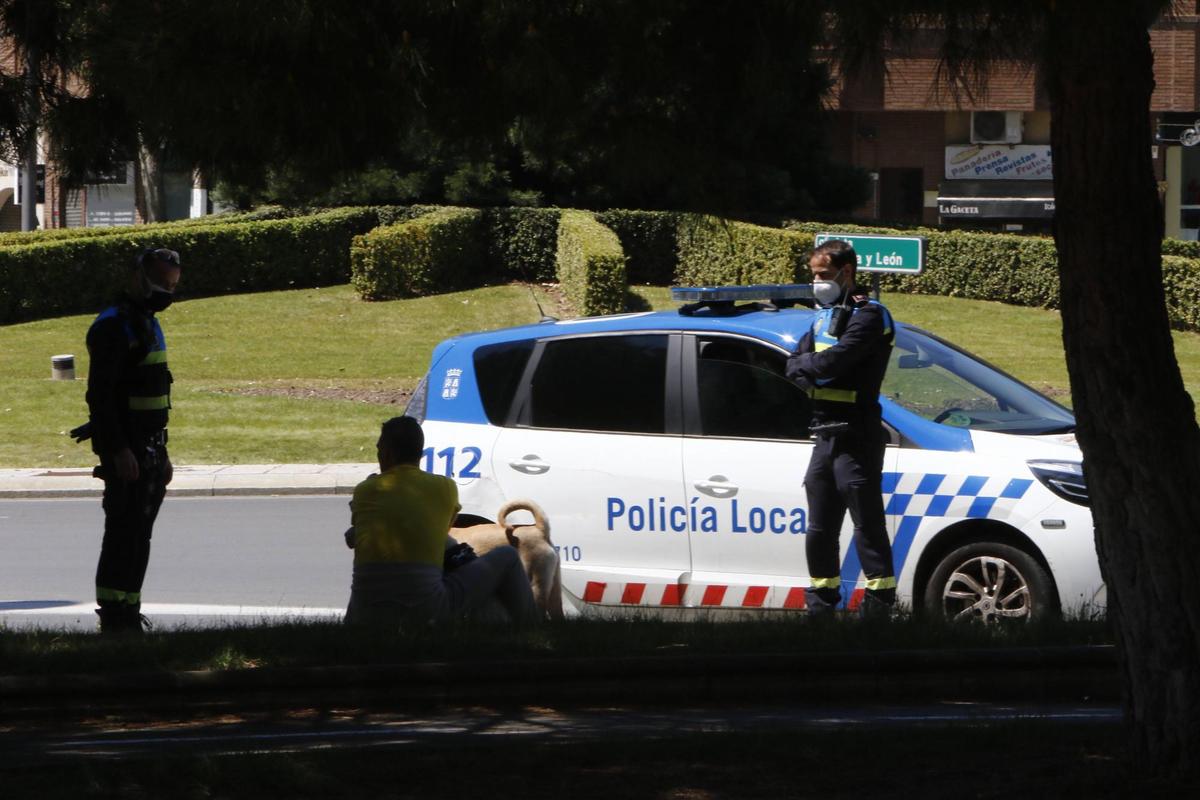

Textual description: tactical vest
[91,303,172,433]
[808,300,894,421]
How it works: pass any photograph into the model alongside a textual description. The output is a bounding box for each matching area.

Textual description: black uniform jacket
[85,296,172,457]
[785,294,894,425]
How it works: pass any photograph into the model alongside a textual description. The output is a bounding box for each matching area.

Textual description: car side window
[527,334,668,433]
[695,336,810,440]
[474,340,536,425]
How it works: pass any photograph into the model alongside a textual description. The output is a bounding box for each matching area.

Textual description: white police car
[407,285,1101,622]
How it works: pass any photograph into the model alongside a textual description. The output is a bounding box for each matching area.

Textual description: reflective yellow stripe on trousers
[96,586,141,604]
[865,576,897,591]
[810,577,841,589]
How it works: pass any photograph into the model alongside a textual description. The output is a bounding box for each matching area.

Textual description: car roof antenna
[530,286,557,323]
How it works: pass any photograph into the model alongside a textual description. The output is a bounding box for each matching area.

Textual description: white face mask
[813,278,845,307]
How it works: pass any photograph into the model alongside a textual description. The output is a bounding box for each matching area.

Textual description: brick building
[0,40,207,231]
[827,3,1200,238]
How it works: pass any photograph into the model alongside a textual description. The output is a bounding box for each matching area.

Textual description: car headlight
[1027,459,1089,506]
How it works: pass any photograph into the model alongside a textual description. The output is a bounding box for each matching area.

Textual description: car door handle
[694,475,738,498]
[509,455,550,475]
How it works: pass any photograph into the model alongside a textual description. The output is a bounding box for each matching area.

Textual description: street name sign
[814,232,927,274]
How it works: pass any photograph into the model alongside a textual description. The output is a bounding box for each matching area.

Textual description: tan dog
[450,499,563,620]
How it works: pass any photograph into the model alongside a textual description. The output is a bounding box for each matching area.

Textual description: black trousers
[804,427,894,606]
[95,443,168,607]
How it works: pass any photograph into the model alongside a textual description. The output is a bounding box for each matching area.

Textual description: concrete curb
[0,646,1121,707]
[0,463,378,499]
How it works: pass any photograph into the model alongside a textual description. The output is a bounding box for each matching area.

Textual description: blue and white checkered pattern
[838,472,1038,594]
[881,472,1033,521]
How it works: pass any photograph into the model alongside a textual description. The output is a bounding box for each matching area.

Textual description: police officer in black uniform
[84,247,181,633]
[786,240,896,617]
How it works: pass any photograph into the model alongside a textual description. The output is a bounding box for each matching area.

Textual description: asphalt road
[1,701,1121,765]
[0,495,353,631]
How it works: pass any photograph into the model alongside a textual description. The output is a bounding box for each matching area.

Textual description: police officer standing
[84,248,181,633]
[786,240,896,617]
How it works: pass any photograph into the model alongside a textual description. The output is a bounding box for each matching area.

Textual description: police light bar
[670,284,815,303]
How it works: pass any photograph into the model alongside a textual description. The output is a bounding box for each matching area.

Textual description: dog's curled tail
[496,498,551,546]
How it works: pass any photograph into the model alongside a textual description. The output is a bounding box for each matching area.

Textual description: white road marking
[0,602,343,618]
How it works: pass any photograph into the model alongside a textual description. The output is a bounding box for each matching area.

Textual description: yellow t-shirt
[350,465,461,567]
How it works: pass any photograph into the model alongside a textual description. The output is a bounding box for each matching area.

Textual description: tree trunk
[137,138,167,223]
[1047,4,1200,780]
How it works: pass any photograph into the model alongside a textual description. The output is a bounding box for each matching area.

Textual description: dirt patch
[214,385,412,405]
[527,281,576,319]
[1031,383,1072,400]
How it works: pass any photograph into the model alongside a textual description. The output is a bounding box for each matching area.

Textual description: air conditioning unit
[970,111,1023,144]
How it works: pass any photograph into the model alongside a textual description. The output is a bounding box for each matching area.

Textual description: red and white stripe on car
[580,581,873,611]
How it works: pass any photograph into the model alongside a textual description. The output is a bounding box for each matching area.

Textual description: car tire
[923,542,1057,623]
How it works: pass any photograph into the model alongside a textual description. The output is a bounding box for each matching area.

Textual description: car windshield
[882,325,1075,435]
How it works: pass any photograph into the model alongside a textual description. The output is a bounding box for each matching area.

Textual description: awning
[937,180,1055,220]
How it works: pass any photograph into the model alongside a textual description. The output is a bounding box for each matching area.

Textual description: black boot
[124,602,151,634]
[859,590,896,621]
[95,602,128,634]
[805,587,841,618]
[96,602,149,635]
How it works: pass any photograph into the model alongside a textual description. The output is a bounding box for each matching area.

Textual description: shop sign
[937,198,1055,219]
[945,144,1053,180]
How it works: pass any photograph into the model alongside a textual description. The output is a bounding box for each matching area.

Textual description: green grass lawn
[3,283,1199,467]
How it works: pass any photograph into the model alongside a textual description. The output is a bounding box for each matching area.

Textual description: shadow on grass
[0,613,1114,677]
[623,290,653,312]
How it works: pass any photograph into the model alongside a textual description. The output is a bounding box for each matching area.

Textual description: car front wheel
[923,542,1056,623]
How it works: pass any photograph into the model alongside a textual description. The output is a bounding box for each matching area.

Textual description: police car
[407,284,1101,622]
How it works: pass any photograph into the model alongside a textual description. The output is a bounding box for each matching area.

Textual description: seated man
[345,415,538,628]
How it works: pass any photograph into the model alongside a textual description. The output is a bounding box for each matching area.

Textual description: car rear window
[528,334,668,433]
[473,340,536,425]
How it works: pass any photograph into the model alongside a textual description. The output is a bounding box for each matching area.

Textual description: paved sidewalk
[0,463,378,499]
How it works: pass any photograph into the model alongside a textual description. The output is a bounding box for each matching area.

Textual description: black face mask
[145,288,174,312]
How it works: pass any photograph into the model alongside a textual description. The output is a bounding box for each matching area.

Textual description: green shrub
[371,204,444,227]
[1163,254,1200,330]
[675,215,812,286]
[484,207,562,281]
[876,230,1060,308]
[787,221,1060,308]
[350,207,484,300]
[0,207,379,324]
[555,211,627,316]
[596,209,680,285]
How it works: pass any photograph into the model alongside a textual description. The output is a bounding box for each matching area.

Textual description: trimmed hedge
[788,220,1061,308]
[0,207,380,324]
[675,214,812,286]
[555,211,627,316]
[787,220,1200,330]
[1163,254,1200,330]
[350,207,484,300]
[484,207,562,282]
[596,209,680,285]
